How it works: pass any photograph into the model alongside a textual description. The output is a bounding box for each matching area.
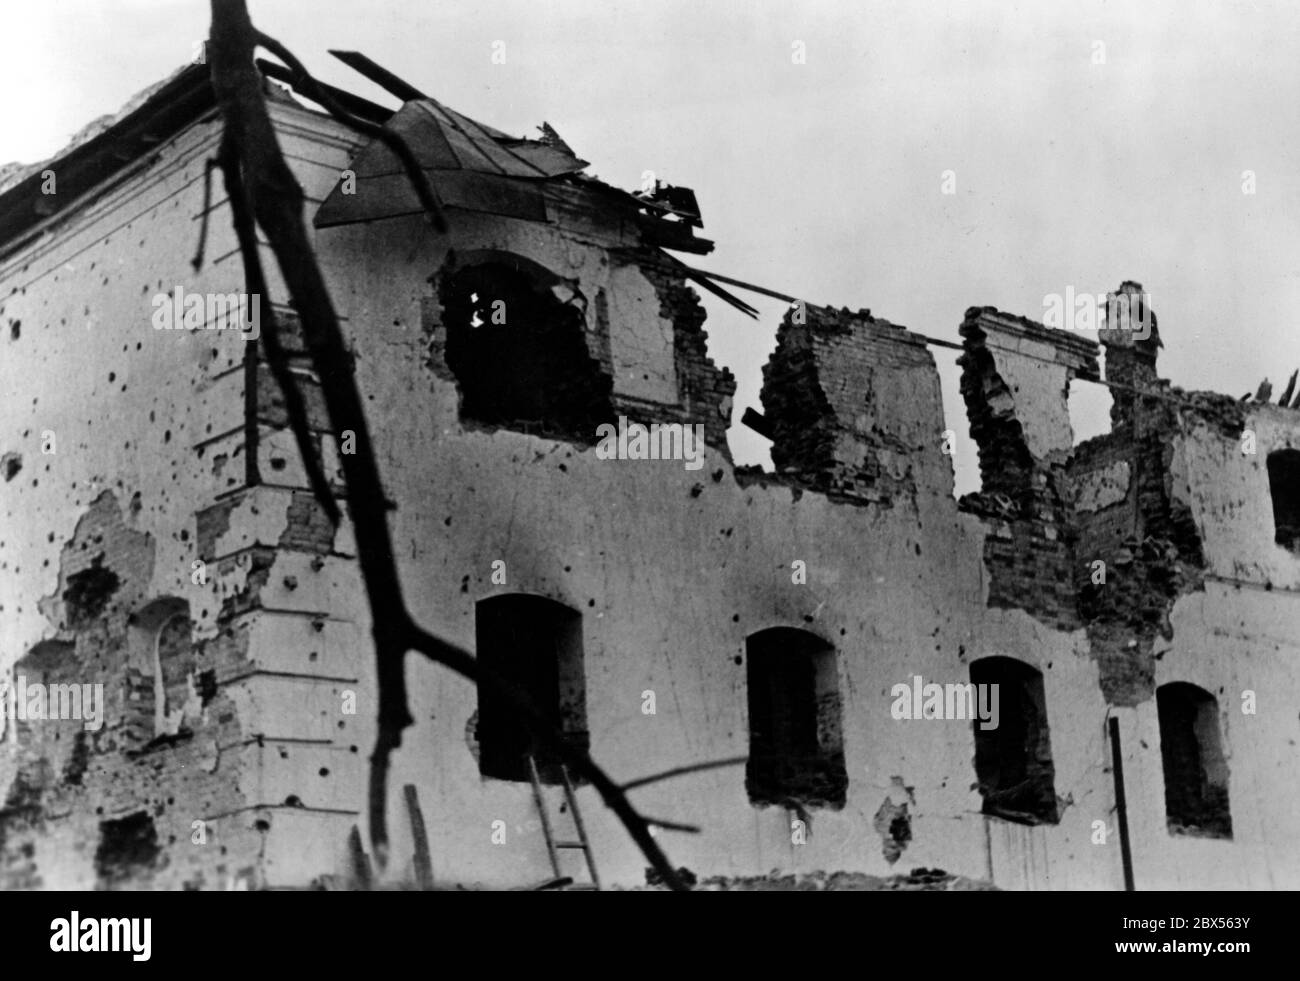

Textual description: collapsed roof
[0,51,756,314]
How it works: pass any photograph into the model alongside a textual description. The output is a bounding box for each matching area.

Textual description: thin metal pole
[1108,716,1136,891]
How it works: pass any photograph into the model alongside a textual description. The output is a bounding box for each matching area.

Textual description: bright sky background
[4,0,1298,494]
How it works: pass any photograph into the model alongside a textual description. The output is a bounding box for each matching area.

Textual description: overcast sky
[4,0,1297,493]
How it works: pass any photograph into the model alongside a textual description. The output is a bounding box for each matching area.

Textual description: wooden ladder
[527,754,601,891]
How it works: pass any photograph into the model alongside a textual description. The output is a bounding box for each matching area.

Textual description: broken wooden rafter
[257,58,393,124]
[328,49,428,103]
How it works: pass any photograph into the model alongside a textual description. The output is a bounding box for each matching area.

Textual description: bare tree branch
[252,32,448,233]
[643,817,702,834]
[621,756,748,792]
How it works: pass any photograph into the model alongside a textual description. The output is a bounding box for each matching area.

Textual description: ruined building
[0,60,1297,890]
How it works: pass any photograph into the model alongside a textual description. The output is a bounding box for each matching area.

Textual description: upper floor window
[440,257,612,443]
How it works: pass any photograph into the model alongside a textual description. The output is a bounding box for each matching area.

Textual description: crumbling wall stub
[634,255,736,455]
[1070,412,1209,706]
[958,309,1098,630]
[1066,316,1246,708]
[760,306,952,506]
[1096,281,1161,431]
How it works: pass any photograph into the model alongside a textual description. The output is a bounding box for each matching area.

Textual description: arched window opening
[970,656,1058,824]
[127,598,195,741]
[744,627,847,809]
[440,259,612,443]
[1157,682,1232,839]
[474,594,588,784]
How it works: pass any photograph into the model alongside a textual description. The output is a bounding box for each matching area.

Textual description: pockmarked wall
[1,82,1297,890]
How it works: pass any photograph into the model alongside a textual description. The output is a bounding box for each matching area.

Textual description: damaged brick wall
[760,305,951,506]
[0,492,250,889]
[1067,299,1232,707]
[957,308,1099,631]
[635,254,736,455]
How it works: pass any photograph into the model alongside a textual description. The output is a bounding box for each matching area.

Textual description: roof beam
[328,50,428,102]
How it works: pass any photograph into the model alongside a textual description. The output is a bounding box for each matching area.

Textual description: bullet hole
[319,768,330,777]
[255,818,271,832]
[460,574,470,594]
[9,319,18,340]
[1,452,21,482]
[873,796,912,864]
[732,614,740,623]
[283,575,298,591]
[284,795,303,807]
[563,565,572,572]
[734,655,743,665]
[690,484,703,497]
[587,598,595,607]
[108,372,115,383]
[444,516,452,526]
[712,469,725,482]
[270,457,287,472]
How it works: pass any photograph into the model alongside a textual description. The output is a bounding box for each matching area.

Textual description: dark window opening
[475,594,588,784]
[970,656,1058,824]
[1267,448,1300,552]
[440,260,613,443]
[745,627,847,809]
[1157,682,1232,839]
